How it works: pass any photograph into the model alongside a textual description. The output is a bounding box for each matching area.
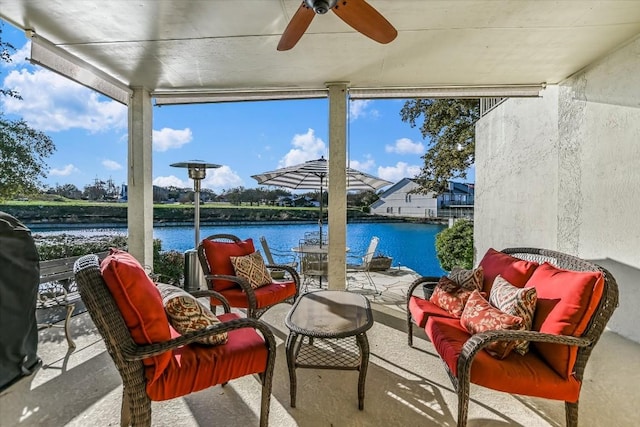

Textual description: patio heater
[170,160,221,292]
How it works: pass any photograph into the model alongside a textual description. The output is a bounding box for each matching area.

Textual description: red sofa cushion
[478,248,539,293]
[425,317,581,402]
[100,249,172,382]
[202,238,255,291]
[212,280,297,309]
[408,295,455,328]
[525,262,605,378]
[146,313,269,401]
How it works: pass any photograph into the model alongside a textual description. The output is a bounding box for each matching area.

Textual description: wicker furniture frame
[285,290,374,410]
[197,234,301,319]
[406,247,619,427]
[73,254,277,427]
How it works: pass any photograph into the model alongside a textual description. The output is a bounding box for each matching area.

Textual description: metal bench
[37,251,109,348]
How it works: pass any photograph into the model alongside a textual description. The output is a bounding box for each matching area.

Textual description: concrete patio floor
[1,269,639,426]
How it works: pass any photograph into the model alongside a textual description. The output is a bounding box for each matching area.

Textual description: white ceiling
[2,0,640,98]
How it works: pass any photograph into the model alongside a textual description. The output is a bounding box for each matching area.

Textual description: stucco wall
[475,87,560,257]
[475,36,640,342]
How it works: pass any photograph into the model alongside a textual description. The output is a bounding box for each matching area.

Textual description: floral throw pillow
[448,266,484,291]
[230,251,273,289]
[156,283,228,346]
[460,290,524,359]
[489,275,538,355]
[430,276,475,318]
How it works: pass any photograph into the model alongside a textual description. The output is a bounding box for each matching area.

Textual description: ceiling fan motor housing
[305,0,338,14]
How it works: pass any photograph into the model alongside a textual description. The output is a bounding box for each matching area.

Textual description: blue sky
[1,21,474,193]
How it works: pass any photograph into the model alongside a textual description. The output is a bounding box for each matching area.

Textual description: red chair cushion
[525,262,605,378]
[100,249,172,382]
[213,280,297,309]
[425,317,581,402]
[478,248,539,294]
[202,238,255,291]
[408,295,455,328]
[146,313,269,401]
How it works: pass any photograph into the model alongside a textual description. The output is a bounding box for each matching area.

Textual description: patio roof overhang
[2,1,640,102]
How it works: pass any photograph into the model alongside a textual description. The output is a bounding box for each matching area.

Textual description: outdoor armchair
[346,236,380,294]
[198,234,300,319]
[73,251,276,427]
[259,236,298,271]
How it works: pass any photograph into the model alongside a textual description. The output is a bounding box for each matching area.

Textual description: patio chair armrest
[407,276,441,298]
[122,317,276,361]
[204,273,252,290]
[189,289,231,313]
[458,330,591,379]
[265,263,301,295]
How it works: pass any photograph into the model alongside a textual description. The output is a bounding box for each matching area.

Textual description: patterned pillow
[230,251,273,289]
[156,283,228,346]
[489,275,538,355]
[448,266,484,291]
[429,276,475,318]
[461,290,524,359]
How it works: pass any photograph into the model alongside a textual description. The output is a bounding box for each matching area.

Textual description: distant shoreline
[2,203,449,229]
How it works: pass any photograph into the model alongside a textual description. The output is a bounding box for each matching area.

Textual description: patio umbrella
[251,157,392,246]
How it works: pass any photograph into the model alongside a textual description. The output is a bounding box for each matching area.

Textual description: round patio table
[284,290,374,410]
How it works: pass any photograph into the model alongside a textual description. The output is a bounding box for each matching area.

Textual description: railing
[480,97,507,116]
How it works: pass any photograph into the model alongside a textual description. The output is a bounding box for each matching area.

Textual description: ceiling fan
[278,0,397,51]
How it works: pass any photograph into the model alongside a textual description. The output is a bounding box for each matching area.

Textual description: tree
[400,99,479,194]
[1,24,55,200]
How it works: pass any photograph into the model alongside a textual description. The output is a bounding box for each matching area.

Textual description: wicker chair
[198,234,300,319]
[406,247,619,427]
[73,254,276,427]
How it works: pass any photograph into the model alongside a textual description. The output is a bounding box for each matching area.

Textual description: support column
[127,88,154,268]
[326,83,348,290]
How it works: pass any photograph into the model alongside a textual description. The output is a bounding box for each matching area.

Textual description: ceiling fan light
[305,0,337,14]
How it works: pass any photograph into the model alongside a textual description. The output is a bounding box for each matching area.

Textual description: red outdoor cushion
[202,238,255,291]
[100,249,172,382]
[212,280,297,309]
[408,295,455,328]
[425,316,581,402]
[146,313,269,401]
[525,262,605,378]
[478,248,539,293]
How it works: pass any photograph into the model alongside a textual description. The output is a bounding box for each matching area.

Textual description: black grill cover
[0,212,40,391]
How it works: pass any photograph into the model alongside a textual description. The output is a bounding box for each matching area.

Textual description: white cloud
[1,68,127,132]
[385,138,425,155]
[153,127,193,152]
[349,100,379,121]
[377,162,422,183]
[102,159,122,170]
[278,128,326,167]
[152,175,189,188]
[50,164,79,176]
[202,165,244,192]
[349,156,375,172]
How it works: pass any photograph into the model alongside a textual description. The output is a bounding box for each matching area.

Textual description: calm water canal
[33,222,446,277]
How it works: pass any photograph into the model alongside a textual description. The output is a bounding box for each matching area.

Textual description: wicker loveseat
[407,247,619,427]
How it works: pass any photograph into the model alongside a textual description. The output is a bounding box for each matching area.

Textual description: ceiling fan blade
[332,0,397,44]
[278,2,316,51]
